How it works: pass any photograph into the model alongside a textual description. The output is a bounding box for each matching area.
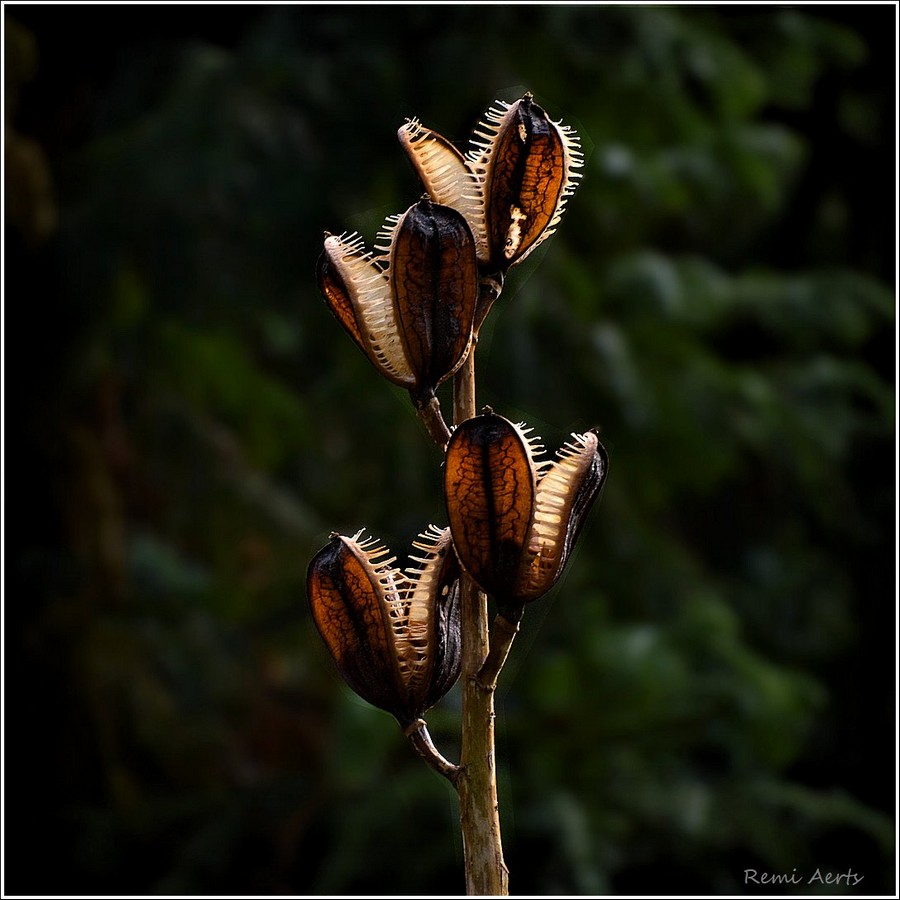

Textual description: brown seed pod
[389,198,479,393]
[307,526,461,728]
[398,92,582,275]
[444,410,607,622]
[316,199,478,403]
[481,94,573,270]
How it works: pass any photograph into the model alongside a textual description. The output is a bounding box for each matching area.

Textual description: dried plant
[308,92,608,895]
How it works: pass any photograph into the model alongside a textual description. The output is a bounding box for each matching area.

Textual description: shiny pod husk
[444,410,607,622]
[482,94,574,270]
[390,199,479,392]
[307,526,461,727]
[316,199,478,401]
[398,92,582,274]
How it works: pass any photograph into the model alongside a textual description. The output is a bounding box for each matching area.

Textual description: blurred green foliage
[5,4,895,895]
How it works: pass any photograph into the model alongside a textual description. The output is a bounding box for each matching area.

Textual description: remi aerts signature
[744,868,864,887]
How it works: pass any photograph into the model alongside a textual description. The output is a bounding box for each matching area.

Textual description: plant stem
[453,348,509,896]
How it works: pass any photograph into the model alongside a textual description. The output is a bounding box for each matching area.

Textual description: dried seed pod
[307,526,461,728]
[398,122,488,263]
[316,199,478,406]
[480,93,580,270]
[316,232,410,386]
[389,198,479,394]
[444,410,607,622]
[398,92,582,275]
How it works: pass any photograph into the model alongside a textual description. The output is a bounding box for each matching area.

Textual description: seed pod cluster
[310,93,605,731]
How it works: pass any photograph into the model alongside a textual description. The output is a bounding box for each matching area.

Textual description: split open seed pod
[307,525,461,728]
[398,92,583,277]
[316,197,478,410]
[444,410,607,623]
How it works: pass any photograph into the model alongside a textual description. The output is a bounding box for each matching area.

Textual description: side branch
[476,613,521,692]
[405,719,461,784]
[411,390,452,449]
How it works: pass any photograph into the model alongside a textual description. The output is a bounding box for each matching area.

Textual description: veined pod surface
[398,92,582,275]
[391,199,479,392]
[444,410,607,623]
[307,526,461,728]
[316,198,478,403]
[482,94,573,270]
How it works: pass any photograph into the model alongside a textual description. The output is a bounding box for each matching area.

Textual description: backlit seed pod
[398,92,582,274]
[307,525,461,728]
[444,410,607,623]
[316,198,478,403]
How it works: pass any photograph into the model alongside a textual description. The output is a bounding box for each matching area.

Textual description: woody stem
[453,346,509,896]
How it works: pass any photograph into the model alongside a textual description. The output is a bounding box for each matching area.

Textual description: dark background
[4,3,896,895]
